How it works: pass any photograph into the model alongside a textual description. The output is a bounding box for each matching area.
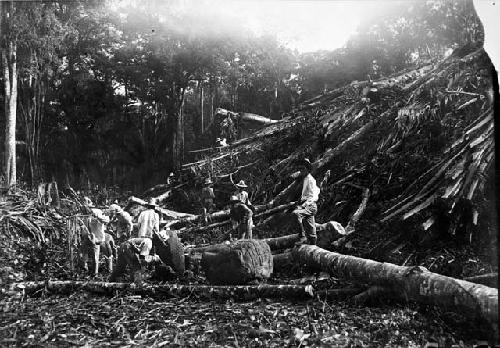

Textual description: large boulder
[201,239,273,285]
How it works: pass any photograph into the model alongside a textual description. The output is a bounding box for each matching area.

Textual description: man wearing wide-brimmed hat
[292,158,320,245]
[200,177,215,224]
[109,203,133,243]
[229,195,253,239]
[109,198,162,284]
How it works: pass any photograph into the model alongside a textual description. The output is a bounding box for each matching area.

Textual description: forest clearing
[0,0,498,347]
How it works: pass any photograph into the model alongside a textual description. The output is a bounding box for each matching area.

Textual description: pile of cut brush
[166,48,496,273]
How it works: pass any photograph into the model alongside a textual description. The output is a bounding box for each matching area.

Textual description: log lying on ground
[293,245,498,324]
[264,189,370,251]
[125,196,195,220]
[10,281,314,300]
[201,240,273,285]
[263,221,344,251]
[464,272,498,288]
[177,201,296,231]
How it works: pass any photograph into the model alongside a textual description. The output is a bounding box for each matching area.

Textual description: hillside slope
[177,48,496,275]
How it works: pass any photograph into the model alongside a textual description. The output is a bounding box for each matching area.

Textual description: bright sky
[207,0,382,52]
[111,0,386,53]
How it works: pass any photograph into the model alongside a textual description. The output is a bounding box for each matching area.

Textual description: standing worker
[109,203,133,243]
[292,158,320,245]
[229,195,253,239]
[230,176,255,225]
[81,198,110,276]
[200,178,215,224]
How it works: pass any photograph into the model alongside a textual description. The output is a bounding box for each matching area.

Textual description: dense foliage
[0,0,483,192]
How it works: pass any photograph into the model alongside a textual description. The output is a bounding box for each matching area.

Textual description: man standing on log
[229,195,253,239]
[293,158,320,245]
[230,176,255,213]
[109,203,133,243]
[201,178,215,224]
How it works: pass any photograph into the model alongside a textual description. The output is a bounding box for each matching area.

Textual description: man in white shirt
[133,198,160,256]
[81,198,111,276]
[110,198,162,284]
[292,159,320,245]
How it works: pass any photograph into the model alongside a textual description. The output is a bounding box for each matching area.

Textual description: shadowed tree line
[0,0,482,192]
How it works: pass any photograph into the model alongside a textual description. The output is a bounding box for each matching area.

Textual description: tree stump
[201,239,273,285]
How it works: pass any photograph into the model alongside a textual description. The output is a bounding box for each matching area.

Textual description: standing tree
[1,1,18,190]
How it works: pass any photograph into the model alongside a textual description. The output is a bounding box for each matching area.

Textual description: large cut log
[292,245,498,324]
[125,196,195,220]
[201,239,273,285]
[10,281,314,300]
[153,230,185,274]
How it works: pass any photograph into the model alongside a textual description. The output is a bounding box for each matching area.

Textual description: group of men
[80,157,320,282]
[201,157,320,245]
[80,196,162,281]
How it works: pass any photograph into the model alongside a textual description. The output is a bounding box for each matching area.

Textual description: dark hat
[147,198,157,208]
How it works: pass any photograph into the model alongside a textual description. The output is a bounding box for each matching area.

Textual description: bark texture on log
[11,281,314,300]
[292,245,498,324]
[153,231,185,274]
[202,240,273,285]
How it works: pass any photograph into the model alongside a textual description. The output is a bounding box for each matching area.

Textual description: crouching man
[110,198,185,284]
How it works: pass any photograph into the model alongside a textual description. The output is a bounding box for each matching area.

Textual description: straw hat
[204,178,213,186]
[235,180,248,188]
[109,204,122,213]
[229,195,240,203]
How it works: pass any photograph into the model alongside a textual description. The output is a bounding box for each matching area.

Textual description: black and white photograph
[0,0,499,346]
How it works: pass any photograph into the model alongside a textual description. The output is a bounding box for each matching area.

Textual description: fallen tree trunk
[126,196,195,220]
[181,153,232,169]
[464,273,498,288]
[176,201,296,231]
[264,189,369,250]
[292,245,498,324]
[240,112,279,125]
[10,281,314,300]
